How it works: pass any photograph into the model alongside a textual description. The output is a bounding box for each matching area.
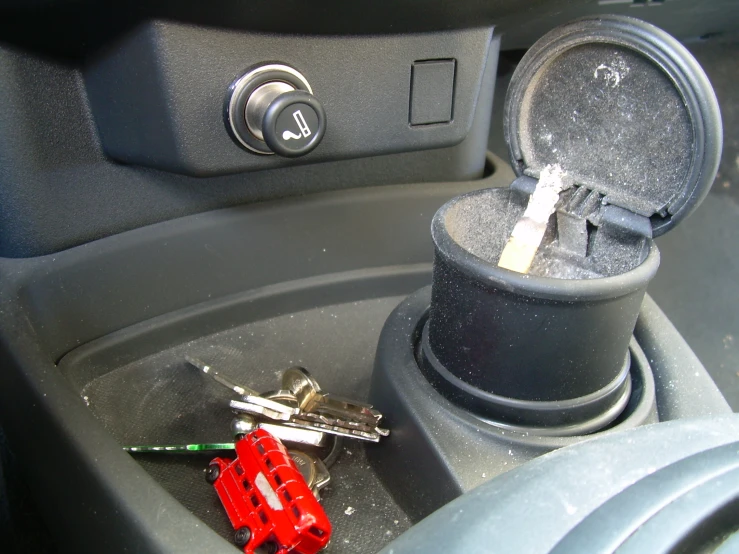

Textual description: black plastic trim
[369,286,659,520]
[379,416,739,554]
[0,168,728,553]
[420,323,633,431]
[551,441,739,553]
[504,15,722,236]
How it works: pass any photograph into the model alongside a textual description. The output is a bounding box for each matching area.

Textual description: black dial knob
[262,91,326,158]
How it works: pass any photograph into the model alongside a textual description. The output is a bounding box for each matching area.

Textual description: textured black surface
[370,286,668,522]
[517,42,693,217]
[427,240,646,403]
[0,39,498,257]
[551,440,739,553]
[504,16,723,238]
[1,0,737,61]
[0,429,56,554]
[84,23,494,175]
[0,173,518,554]
[648,35,739,411]
[75,297,411,553]
[379,416,739,554]
[0,0,529,59]
[445,188,646,278]
[426,247,642,403]
[13,164,512,364]
[651,194,739,412]
[495,0,739,52]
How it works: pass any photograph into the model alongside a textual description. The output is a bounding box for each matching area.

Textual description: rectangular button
[410,60,456,125]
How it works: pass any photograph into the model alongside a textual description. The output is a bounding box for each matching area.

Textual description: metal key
[286,413,389,442]
[282,367,382,426]
[229,397,387,442]
[262,389,301,409]
[284,420,381,442]
[263,423,328,447]
[297,411,385,433]
[230,397,298,421]
[187,356,389,442]
[232,398,386,442]
[231,415,329,447]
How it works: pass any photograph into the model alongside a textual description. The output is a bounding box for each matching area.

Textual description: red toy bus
[207,429,332,554]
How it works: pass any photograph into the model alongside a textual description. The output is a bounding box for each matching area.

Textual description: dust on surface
[518,43,693,217]
[444,188,645,279]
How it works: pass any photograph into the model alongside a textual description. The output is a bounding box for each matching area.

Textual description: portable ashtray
[416,16,722,434]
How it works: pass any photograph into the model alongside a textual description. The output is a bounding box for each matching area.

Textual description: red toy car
[206,429,332,554]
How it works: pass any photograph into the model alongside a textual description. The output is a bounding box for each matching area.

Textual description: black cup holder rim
[371,287,658,445]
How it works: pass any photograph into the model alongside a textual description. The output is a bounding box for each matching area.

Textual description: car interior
[0,1,738,553]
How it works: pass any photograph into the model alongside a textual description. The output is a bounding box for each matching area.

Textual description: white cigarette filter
[498,164,568,274]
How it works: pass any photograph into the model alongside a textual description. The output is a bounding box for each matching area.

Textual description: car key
[186,355,389,442]
[230,397,299,421]
[231,415,329,447]
[282,366,382,426]
[231,399,388,442]
[285,417,388,442]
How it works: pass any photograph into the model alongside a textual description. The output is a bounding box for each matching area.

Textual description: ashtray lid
[504,15,722,236]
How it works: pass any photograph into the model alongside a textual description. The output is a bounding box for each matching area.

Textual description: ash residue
[444,188,645,280]
[444,189,522,266]
[518,43,692,216]
[529,248,602,279]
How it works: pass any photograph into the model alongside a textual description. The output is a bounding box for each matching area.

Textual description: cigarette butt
[498,236,540,273]
[498,164,567,274]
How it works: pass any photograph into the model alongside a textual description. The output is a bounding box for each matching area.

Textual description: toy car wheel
[234,526,251,547]
[205,463,221,484]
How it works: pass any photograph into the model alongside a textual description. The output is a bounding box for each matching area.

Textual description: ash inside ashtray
[444,186,649,280]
